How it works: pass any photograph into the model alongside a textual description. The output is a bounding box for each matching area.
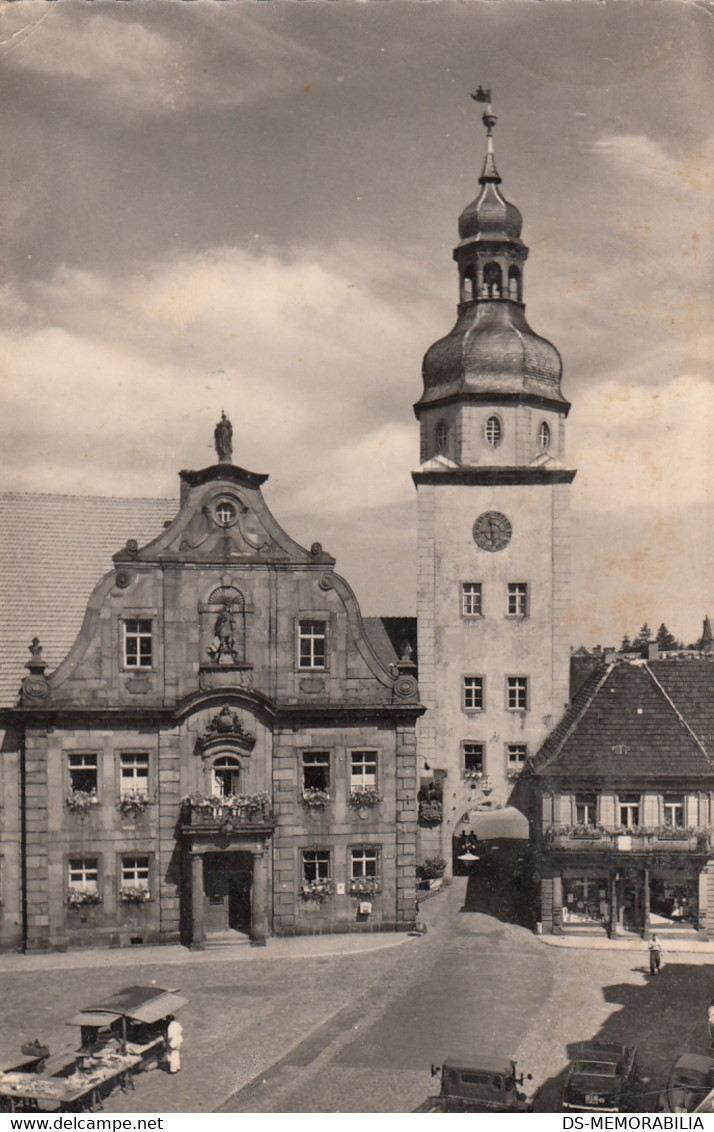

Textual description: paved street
[2,842,714,1113]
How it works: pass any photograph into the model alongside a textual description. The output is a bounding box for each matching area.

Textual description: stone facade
[2,457,422,951]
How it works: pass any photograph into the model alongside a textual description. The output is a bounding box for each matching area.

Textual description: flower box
[348,877,381,896]
[180,792,272,824]
[348,788,381,809]
[418,800,443,827]
[117,792,149,817]
[119,886,150,904]
[301,788,331,811]
[300,879,333,902]
[65,790,99,814]
[67,890,102,908]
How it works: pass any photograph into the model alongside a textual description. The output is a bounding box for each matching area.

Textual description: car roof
[573,1041,626,1062]
[442,1056,515,1075]
[673,1053,714,1076]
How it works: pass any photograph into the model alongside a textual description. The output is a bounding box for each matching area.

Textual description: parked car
[562,1040,638,1113]
[421,1055,534,1112]
[659,1052,714,1113]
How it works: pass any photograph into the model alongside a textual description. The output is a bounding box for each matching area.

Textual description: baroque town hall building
[1,100,712,950]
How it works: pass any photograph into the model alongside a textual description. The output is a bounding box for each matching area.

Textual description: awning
[67,986,188,1028]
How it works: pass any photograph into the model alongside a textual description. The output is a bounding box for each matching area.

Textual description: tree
[655,623,681,652]
[620,634,632,653]
[632,623,652,648]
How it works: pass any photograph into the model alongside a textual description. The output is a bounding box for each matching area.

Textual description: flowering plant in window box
[418,857,447,881]
[67,890,102,908]
[463,769,483,782]
[300,878,333,902]
[349,877,381,896]
[656,825,697,841]
[65,789,99,814]
[418,800,443,826]
[119,886,150,904]
[507,770,524,781]
[117,791,150,817]
[301,787,331,810]
[348,788,381,809]
[180,792,272,821]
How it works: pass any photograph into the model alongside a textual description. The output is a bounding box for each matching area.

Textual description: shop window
[507,583,528,617]
[619,794,641,829]
[121,856,150,894]
[123,619,153,669]
[562,877,609,925]
[575,794,597,826]
[302,751,329,792]
[662,795,685,829]
[462,583,482,617]
[212,756,241,798]
[507,677,528,711]
[120,753,148,797]
[350,751,377,790]
[507,745,527,777]
[650,876,697,924]
[302,850,330,883]
[463,743,484,776]
[68,858,99,894]
[351,847,378,880]
[68,753,97,794]
[463,676,484,711]
[298,620,327,670]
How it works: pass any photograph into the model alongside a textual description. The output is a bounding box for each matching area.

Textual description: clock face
[472,511,512,551]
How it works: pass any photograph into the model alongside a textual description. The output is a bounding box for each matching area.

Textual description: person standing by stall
[165,1016,183,1073]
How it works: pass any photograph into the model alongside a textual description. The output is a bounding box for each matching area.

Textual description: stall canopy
[68,986,188,1028]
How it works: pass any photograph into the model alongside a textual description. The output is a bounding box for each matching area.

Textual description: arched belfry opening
[461,266,476,302]
[482,261,502,299]
[508,265,521,301]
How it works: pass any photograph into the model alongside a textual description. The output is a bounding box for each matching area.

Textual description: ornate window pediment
[195,706,256,757]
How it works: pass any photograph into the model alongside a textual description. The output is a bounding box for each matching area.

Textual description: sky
[0,0,712,648]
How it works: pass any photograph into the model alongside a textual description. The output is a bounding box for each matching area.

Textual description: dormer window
[436,421,449,452]
[538,421,551,451]
[485,416,502,448]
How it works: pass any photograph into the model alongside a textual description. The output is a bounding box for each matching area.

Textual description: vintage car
[659,1052,714,1113]
[422,1055,534,1112]
[562,1040,638,1113]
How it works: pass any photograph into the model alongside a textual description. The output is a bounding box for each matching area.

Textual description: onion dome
[416,94,568,413]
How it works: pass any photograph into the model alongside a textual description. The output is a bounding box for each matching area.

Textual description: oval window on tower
[485,416,502,448]
[436,420,449,452]
[538,421,551,451]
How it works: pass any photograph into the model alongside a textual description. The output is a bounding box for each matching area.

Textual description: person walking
[648,934,663,976]
[165,1015,184,1073]
[707,1000,714,1049]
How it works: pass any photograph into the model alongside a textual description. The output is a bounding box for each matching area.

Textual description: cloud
[3,5,342,116]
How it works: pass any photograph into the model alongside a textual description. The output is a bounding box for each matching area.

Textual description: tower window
[485,416,502,448]
[462,583,482,617]
[463,742,484,775]
[463,676,484,711]
[436,421,449,452]
[506,676,528,711]
[538,421,551,451]
[507,583,528,617]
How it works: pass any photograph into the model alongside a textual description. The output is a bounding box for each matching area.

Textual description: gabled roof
[531,659,714,781]
[0,493,177,707]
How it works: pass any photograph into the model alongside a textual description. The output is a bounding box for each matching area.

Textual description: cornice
[412,465,577,487]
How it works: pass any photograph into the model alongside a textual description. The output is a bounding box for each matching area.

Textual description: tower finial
[471,86,499,181]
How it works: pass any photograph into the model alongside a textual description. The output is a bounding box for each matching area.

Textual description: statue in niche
[214,411,233,463]
[207,605,239,665]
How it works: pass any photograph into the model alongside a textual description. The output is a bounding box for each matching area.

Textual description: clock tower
[413,97,576,855]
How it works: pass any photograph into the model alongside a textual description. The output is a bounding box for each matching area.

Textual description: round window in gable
[485,416,502,448]
[539,421,551,451]
[214,499,238,527]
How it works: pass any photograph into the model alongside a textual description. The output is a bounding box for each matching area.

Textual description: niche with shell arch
[202,585,247,667]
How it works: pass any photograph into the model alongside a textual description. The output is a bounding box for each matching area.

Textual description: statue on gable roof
[214,411,233,464]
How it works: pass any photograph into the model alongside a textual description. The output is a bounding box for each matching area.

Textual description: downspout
[19,726,28,953]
